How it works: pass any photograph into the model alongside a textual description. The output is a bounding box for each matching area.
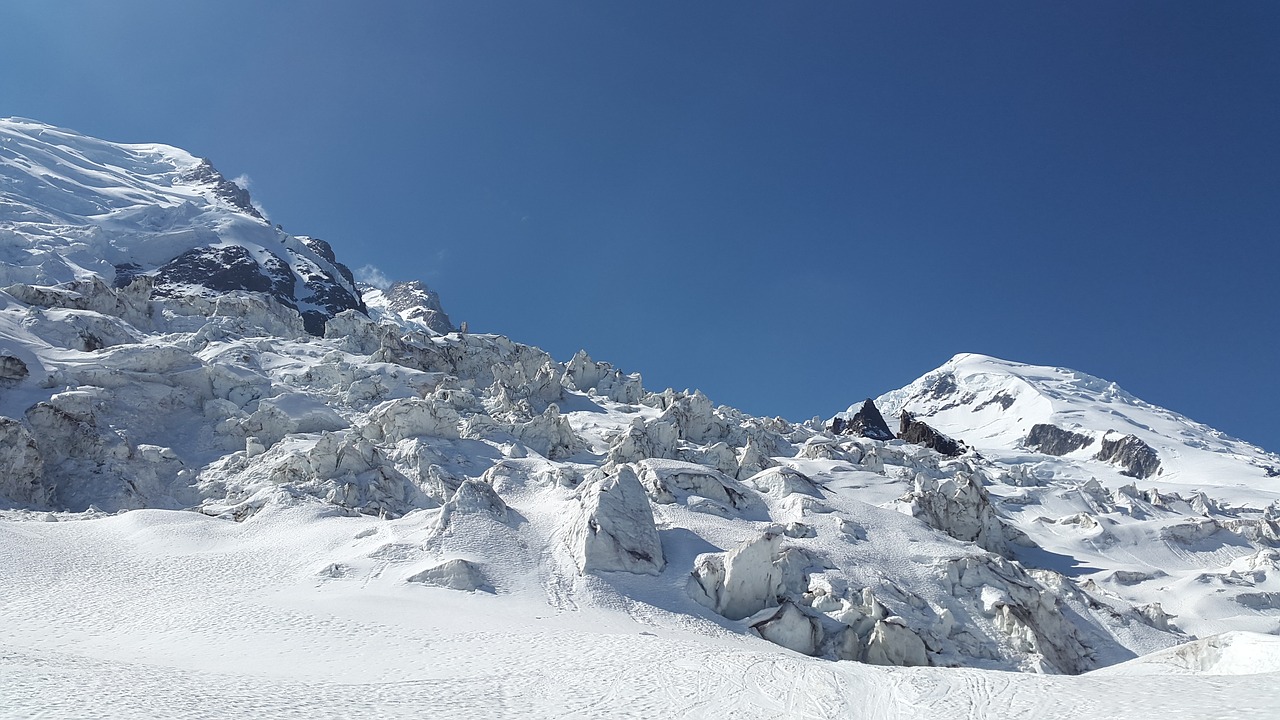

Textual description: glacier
[3,119,1280,718]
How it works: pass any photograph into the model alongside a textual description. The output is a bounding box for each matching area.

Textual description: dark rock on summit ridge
[177,159,265,221]
[899,411,966,457]
[830,399,895,441]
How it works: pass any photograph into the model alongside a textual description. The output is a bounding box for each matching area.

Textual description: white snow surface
[3,123,1280,718]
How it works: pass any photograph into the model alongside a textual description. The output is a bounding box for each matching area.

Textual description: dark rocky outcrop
[177,159,265,221]
[1025,424,1094,456]
[153,245,365,336]
[974,392,1016,411]
[929,373,958,399]
[300,237,358,288]
[830,399,894,441]
[155,245,289,298]
[112,263,145,289]
[898,411,966,457]
[1093,434,1160,479]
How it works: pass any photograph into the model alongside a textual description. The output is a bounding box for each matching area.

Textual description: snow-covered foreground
[3,505,1278,720]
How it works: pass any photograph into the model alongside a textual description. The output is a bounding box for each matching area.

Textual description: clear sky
[3,2,1278,450]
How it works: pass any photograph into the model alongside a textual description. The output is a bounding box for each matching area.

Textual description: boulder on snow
[568,466,665,576]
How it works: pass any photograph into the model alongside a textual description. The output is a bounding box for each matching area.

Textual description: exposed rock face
[153,245,364,336]
[298,237,357,287]
[568,466,665,575]
[177,158,265,221]
[1025,424,1094,456]
[899,411,966,457]
[0,417,47,505]
[830,399,894,441]
[1094,433,1160,478]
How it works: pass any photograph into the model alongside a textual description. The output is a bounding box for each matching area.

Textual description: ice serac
[900,468,1027,557]
[864,618,929,667]
[363,280,454,335]
[0,355,29,384]
[749,601,823,656]
[568,466,665,575]
[689,531,785,621]
[0,417,47,505]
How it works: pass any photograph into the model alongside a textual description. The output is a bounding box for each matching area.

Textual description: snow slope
[3,122,1280,718]
[5,505,1280,720]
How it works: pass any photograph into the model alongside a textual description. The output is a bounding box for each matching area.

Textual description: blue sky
[3,2,1278,449]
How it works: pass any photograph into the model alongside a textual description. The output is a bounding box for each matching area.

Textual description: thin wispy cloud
[356,264,392,289]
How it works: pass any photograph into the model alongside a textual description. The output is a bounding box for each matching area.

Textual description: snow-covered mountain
[844,353,1280,640]
[3,121,1279,718]
[0,117,365,335]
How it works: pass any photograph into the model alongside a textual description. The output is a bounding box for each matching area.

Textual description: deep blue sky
[3,2,1278,450]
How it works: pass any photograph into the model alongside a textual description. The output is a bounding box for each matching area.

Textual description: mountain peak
[873,353,1279,495]
[0,120,371,335]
